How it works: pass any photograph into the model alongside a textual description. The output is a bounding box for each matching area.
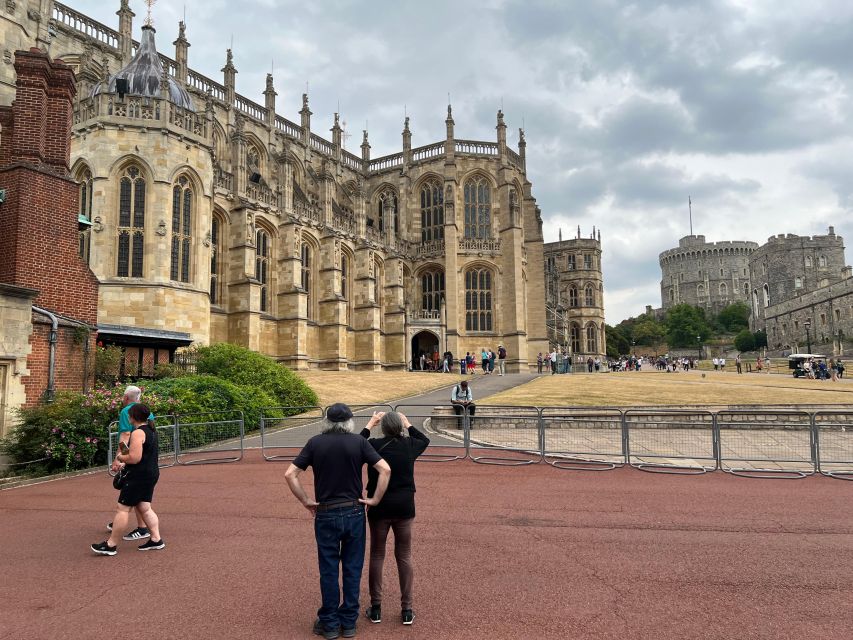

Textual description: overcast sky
[67,0,853,323]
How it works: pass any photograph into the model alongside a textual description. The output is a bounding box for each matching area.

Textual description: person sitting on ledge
[451,380,475,429]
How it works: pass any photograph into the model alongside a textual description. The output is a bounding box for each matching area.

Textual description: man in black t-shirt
[285,403,391,639]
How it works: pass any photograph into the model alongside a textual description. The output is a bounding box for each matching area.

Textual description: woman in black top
[91,403,165,555]
[361,411,429,626]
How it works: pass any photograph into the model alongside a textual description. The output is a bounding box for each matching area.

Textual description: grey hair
[380,411,406,438]
[124,385,142,402]
[321,417,355,434]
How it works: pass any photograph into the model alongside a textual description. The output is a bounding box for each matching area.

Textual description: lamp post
[804,319,812,354]
[697,334,702,361]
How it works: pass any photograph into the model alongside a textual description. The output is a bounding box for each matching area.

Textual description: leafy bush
[153,362,191,379]
[195,343,318,409]
[734,329,756,352]
[145,375,277,438]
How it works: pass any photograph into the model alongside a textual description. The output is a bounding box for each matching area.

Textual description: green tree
[605,324,629,357]
[716,302,751,333]
[734,329,756,352]
[665,304,712,348]
[633,319,667,349]
[753,329,767,349]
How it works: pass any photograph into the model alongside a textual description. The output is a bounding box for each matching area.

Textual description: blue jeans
[314,505,366,630]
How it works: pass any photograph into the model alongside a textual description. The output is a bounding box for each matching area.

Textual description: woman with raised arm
[360,411,430,627]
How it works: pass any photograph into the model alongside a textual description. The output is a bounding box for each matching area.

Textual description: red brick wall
[23,319,96,406]
[0,48,98,325]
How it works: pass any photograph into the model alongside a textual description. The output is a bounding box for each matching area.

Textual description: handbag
[112,466,128,490]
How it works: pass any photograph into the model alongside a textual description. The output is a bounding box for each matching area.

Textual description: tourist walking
[537,352,543,374]
[91,403,164,556]
[736,354,742,374]
[106,385,153,541]
[497,344,507,376]
[481,349,490,374]
[550,348,557,374]
[361,411,429,627]
[284,403,392,639]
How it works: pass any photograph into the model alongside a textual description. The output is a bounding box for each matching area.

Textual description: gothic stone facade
[543,231,606,357]
[2,1,550,372]
[659,235,757,314]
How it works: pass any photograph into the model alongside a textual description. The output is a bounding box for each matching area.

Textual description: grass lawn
[479,370,853,407]
[294,370,465,407]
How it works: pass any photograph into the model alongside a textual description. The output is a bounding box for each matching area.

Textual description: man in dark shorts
[285,403,391,640]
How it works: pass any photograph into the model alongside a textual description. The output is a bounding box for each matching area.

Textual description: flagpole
[689,196,693,235]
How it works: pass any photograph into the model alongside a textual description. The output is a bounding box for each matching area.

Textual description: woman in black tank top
[91,403,165,555]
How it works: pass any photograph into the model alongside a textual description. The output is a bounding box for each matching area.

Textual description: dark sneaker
[138,539,165,551]
[366,604,381,624]
[91,541,117,556]
[401,609,415,625]
[312,619,340,640]
[123,527,151,541]
[342,626,357,638]
[106,521,112,532]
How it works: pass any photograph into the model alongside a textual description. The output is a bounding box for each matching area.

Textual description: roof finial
[144,0,156,27]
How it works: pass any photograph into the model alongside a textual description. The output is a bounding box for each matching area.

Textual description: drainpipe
[32,306,58,403]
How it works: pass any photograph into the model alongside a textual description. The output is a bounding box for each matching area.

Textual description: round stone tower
[659,235,758,313]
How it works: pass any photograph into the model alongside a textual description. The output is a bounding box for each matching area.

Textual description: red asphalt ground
[1,448,851,640]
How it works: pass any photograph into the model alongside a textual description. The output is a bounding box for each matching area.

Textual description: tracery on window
[170,176,193,282]
[463,176,491,239]
[421,269,445,312]
[465,268,493,331]
[117,165,145,277]
[420,179,444,243]
[77,167,93,265]
[256,228,270,313]
[210,215,224,305]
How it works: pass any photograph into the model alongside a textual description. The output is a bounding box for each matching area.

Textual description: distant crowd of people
[416,346,510,375]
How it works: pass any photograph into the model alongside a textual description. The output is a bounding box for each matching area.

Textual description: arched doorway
[411,330,440,370]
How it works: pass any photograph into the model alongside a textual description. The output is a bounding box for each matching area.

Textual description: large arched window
[584,285,595,307]
[586,322,598,353]
[570,323,581,353]
[762,283,770,308]
[210,214,224,305]
[247,142,262,184]
[376,188,398,234]
[170,175,193,282]
[465,268,492,331]
[77,167,93,265]
[256,228,270,313]
[805,256,813,268]
[301,241,314,321]
[464,175,491,239]
[117,165,145,277]
[420,179,444,243]
[719,282,728,297]
[421,269,445,312]
[568,285,578,308]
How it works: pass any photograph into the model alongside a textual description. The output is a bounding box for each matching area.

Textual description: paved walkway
[252,371,539,450]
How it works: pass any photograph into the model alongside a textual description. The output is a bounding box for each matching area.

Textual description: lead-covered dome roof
[92,25,194,111]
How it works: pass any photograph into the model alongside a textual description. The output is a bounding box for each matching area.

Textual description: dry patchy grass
[480,370,853,407]
[294,370,465,407]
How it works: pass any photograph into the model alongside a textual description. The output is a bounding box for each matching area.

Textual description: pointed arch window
[464,176,491,239]
[247,143,262,185]
[762,283,770,308]
[570,323,581,353]
[420,179,444,243]
[170,176,193,282]
[77,167,93,265]
[586,322,598,353]
[584,285,595,307]
[341,252,353,327]
[210,215,224,305]
[256,228,270,313]
[421,269,445,312]
[719,282,728,296]
[117,165,145,277]
[465,268,492,332]
[301,242,314,321]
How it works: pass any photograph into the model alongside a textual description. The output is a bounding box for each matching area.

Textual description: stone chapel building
[1,1,608,383]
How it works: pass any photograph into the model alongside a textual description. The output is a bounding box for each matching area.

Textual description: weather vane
[144,0,157,27]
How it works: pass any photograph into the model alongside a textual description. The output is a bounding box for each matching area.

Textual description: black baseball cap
[326,403,353,422]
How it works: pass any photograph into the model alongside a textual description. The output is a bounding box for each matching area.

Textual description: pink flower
[68,443,75,449]
[85,437,92,443]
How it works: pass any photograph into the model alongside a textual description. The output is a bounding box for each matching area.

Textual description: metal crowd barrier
[465,405,543,466]
[392,403,468,462]
[717,410,815,479]
[540,407,625,470]
[625,409,717,474]
[259,406,325,462]
[107,415,178,475]
[175,410,244,465]
[812,411,853,480]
